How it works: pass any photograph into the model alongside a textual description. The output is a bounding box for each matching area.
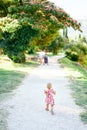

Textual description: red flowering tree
[0,0,81,62]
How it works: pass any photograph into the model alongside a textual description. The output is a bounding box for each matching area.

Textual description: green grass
[0,69,26,94]
[0,109,8,130]
[0,55,39,99]
[0,55,39,130]
[81,112,87,124]
[60,57,87,124]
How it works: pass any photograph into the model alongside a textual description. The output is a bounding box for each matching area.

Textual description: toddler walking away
[44,83,56,115]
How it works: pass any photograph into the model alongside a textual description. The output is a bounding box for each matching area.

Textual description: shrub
[65,49,79,61]
[2,24,38,63]
[77,43,87,55]
[8,52,25,63]
[65,49,71,58]
[70,51,79,61]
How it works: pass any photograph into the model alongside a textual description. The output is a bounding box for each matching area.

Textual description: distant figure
[38,50,45,64]
[43,54,48,65]
[44,83,56,115]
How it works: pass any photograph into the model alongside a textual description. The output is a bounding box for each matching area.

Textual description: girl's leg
[45,104,49,111]
[51,105,53,111]
[51,105,54,115]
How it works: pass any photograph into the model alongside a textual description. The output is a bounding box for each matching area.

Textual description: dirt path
[1,56,87,130]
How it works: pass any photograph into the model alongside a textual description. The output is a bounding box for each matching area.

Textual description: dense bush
[65,42,87,66]
[70,51,79,61]
[2,25,38,63]
[77,43,87,55]
[65,44,80,61]
[65,49,79,61]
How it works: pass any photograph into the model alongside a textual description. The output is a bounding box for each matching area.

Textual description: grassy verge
[0,55,39,130]
[0,109,8,130]
[59,57,87,124]
[0,55,39,99]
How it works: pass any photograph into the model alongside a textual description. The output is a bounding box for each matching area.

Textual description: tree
[0,0,13,17]
[48,35,68,54]
[0,0,81,62]
[1,22,38,63]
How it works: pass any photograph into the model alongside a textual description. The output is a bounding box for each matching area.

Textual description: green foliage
[78,35,87,43]
[0,54,38,95]
[0,69,25,94]
[0,0,81,63]
[1,23,38,63]
[70,51,79,61]
[27,44,37,54]
[0,28,3,40]
[65,42,87,67]
[77,43,87,55]
[65,49,79,61]
[7,1,81,31]
[65,44,79,61]
[48,35,68,54]
[0,0,13,17]
[81,112,87,124]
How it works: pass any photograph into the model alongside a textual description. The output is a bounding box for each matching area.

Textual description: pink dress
[45,89,55,105]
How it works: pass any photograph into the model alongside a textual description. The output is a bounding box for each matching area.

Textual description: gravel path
[3,56,87,130]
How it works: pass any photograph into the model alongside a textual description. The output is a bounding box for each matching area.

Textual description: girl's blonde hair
[47,82,52,89]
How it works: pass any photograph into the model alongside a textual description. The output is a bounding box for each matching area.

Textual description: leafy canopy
[0,0,81,63]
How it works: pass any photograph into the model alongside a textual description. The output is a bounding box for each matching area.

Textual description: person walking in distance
[38,50,45,64]
[43,53,48,65]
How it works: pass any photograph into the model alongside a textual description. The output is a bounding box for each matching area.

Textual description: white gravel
[3,56,87,130]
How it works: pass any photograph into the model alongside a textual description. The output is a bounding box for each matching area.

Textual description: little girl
[44,82,56,115]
